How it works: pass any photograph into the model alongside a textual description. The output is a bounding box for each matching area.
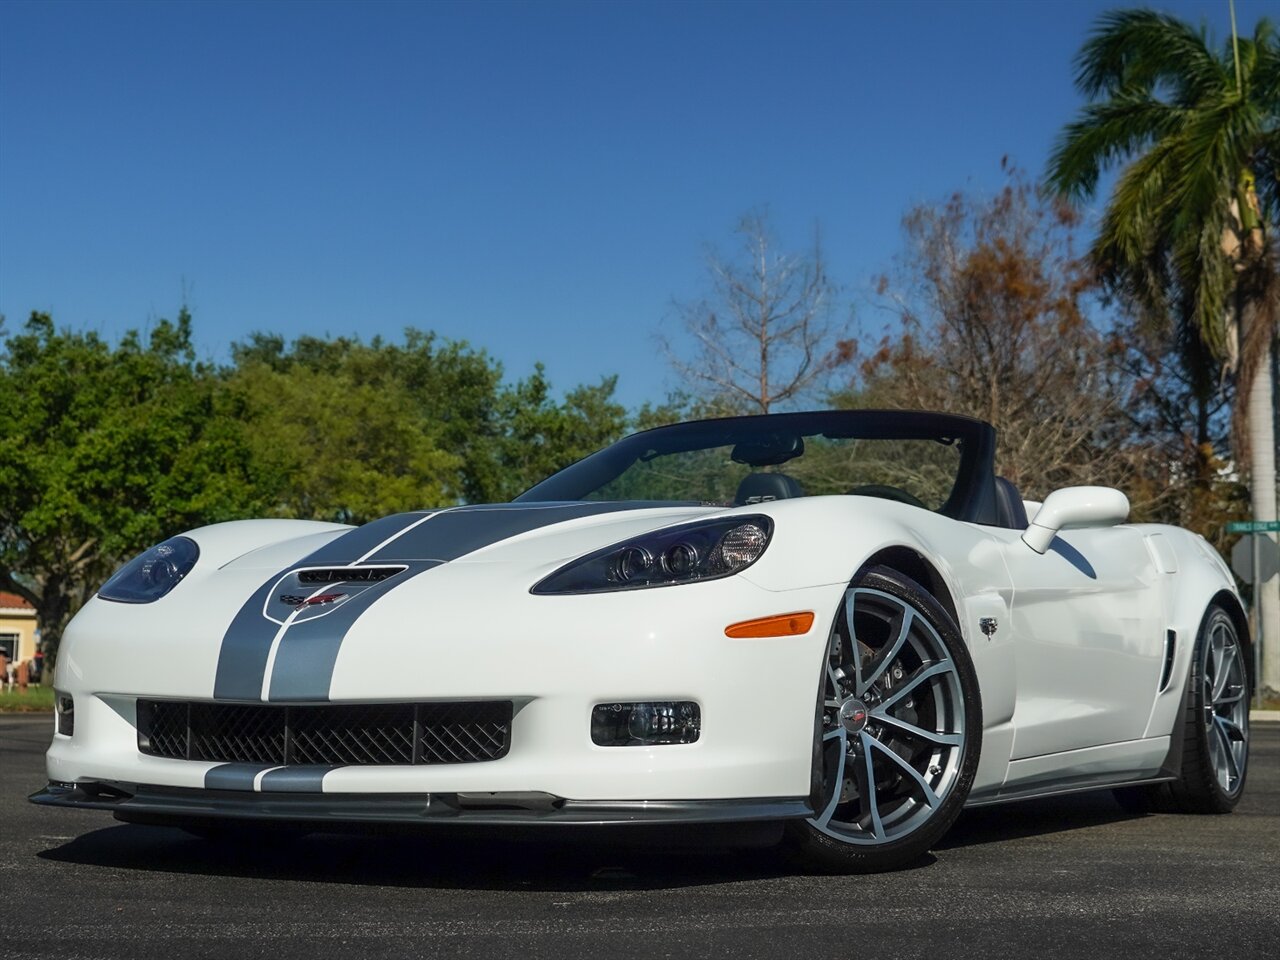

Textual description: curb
[1250,709,1280,722]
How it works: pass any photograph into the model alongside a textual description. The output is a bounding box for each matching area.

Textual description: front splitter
[30,780,812,827]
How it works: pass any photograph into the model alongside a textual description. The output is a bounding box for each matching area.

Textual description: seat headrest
[735,473,805,505]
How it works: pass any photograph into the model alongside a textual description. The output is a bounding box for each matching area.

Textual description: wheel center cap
[839,698,870,733]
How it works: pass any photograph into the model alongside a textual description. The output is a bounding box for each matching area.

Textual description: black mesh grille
[190,701,285,764]
[142,701,190,760]
[290,703,417,765]
[137,700,512,765]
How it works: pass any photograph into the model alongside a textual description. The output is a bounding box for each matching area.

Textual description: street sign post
[1226,521,1278,710]
[1226,520,1280,533]
[1230,534,1280,581]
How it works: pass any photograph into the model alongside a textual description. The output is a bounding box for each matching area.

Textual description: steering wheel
[847,484,927,509]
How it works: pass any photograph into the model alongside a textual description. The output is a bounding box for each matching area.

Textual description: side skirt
[963,774,1176,808]
[965,735,1171,807]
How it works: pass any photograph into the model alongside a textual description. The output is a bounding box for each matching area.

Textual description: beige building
[0,592,38,666]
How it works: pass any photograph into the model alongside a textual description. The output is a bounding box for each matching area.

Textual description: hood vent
[296,566,405,584]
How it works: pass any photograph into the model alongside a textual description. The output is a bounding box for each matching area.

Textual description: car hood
[220,501,724,571]
[193,501,732,701]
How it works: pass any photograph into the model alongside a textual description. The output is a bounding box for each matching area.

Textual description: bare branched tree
[846,166,1143,503]
[663,211,852,414]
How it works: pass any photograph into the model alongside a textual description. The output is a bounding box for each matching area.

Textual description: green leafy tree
[0,311,262,659]
[1046,9,1280,691]
[3,314,632,658]
[489,366,629,499]
[229,361,461,522]
[228,331,631,505]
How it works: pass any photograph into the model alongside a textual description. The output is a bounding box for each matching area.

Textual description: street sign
[1231,534,1280,582]
[1225,519,1280,533]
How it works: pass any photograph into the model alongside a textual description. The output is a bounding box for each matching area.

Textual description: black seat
[994,476,1028,529]
[735,473,805,505]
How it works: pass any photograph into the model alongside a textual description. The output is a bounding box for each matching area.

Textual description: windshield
[516,410,993,517]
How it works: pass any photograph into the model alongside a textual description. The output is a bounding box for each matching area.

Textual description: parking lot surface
[1,714,1276,959]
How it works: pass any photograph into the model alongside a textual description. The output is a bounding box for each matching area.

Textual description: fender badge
[979,617,998,638]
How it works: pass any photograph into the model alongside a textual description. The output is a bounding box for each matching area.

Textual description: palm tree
[1048,9,1280,694]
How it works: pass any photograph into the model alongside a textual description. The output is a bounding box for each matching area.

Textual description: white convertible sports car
[32,410,1253,871]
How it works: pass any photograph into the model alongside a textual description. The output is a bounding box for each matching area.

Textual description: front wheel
[784,566,982,872]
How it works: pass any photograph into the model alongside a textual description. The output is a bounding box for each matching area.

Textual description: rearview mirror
[1022,486,1129,554]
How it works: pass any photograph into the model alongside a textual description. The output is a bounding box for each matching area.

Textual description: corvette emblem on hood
[280,592,346,607]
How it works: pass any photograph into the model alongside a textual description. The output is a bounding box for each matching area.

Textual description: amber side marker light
[724,611,815,638]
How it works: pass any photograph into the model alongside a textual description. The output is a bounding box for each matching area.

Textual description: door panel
[993,526,1164,759]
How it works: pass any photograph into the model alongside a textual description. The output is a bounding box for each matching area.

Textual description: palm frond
[1047,93,1184,199]
[1075,9,1225,102]
[1257,128,1280,227]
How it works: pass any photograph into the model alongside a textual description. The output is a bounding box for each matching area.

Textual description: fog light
[55,691,74,737]
[591,701,700,746]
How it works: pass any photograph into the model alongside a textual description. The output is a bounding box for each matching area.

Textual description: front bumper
[29,780,812,827]
[48,568,844,801]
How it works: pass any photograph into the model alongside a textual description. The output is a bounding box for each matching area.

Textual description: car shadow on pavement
[37,821,821,891]
[36,793,1141,889]
[938,791,1143,850]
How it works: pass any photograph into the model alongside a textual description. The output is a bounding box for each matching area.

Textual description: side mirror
[1022,486,1129,554]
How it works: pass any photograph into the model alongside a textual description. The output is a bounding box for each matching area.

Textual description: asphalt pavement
[1,714,1276,960]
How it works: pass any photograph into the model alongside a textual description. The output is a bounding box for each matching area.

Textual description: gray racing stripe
[204,763,272,791]
[266,560,442,701]
[302,511,430,565]
[212,577,285,700]
[368,501,655,562]
[212,513,430,700]
[220,501,657,705]
[258,765,339,792]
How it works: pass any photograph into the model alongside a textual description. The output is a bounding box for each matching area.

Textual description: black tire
[1113,604,1250,815]
[783,565,982,872]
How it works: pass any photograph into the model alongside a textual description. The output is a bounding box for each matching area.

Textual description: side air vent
[1159,629,1177,693]
[297,566,404,584]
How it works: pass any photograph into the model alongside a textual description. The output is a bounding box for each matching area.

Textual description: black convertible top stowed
[518,409,1006,526]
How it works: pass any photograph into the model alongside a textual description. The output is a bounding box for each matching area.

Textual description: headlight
[98,536,200,604]
[532,516,773,595]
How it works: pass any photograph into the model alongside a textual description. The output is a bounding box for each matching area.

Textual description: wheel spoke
[858,602,913,697]
[842,593,865,694]
[877,660,956,712]
[1208,727,1228,783]
[1214,714,1246,743]
[814,728,847,827]
[872,711,963,746]
[1214,687,1245,706]
[867,735,941,809]
[1214,723,1241,783]
[825,662,844,706]
[1209,721,1231,785]
[857,733,886,838]
[1211,643,1233,701]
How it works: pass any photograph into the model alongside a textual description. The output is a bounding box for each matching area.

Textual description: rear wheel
[784,566,982,872]
[1113,604,1249,814]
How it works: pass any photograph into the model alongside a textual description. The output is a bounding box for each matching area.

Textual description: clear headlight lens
[532,516,773,594]
[98,536,200,604]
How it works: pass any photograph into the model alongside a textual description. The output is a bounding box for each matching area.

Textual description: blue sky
[1,0,1271,409]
